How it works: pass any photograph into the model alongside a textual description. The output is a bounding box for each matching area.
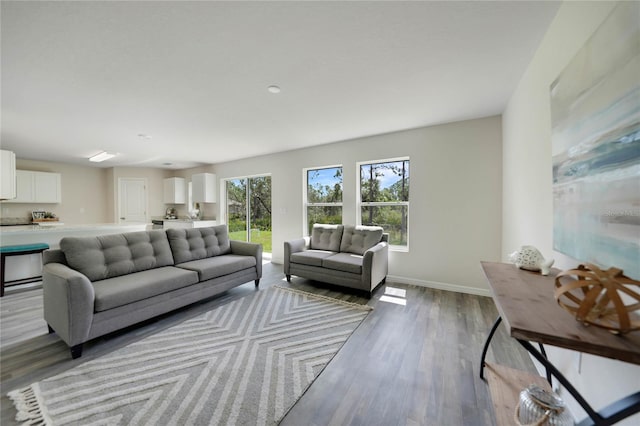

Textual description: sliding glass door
[226,176,271,253]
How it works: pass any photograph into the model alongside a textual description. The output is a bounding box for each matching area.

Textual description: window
[358,158,410,248]
[305,166,343,235]
[225,175,272,253]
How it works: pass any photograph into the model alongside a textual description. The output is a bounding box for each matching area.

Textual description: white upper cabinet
[4,170,61,203]
[0,150,16,200]
[13,170,34,202]
[192,173,216,203]
[164,177,186,204]
[35,171,61,203]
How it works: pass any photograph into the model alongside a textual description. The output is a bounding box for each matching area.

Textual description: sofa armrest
[43,248,67,265]
[284,237,310,275]
[362,241,389,290]
[43,263,95,348]
[230,240,263,278]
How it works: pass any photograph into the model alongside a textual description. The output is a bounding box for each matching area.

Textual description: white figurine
[509,245,555,275]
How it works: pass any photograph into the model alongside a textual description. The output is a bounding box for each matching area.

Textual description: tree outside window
[226,176,272,252]
[359,159,409,247]
[305,166,343,234]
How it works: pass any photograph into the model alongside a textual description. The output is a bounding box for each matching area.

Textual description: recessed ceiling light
[267,85,281,94]
[88,151,116,162]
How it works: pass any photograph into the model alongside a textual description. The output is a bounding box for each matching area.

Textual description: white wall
[0,161,173,224]
[108,167,170,222]
[0,159,110,224]
[213,116,502,295]
[502,1,639,423]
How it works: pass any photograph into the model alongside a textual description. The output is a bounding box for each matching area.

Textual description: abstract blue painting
[551,2,640,280]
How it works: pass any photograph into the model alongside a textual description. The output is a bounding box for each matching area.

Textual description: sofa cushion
[322,252,363,274]
[290,250,336,267]
[60,230,174,282]
[92,266,199,312]
[340,225,384,255]
[176,254,257,281]
[167,225,231,264]
[310,224,344,252]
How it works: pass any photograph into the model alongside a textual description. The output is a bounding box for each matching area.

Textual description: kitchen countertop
[0,223,147,233]
[0,223,150,248]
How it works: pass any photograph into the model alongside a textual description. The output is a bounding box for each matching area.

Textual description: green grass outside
[229,230,272,253]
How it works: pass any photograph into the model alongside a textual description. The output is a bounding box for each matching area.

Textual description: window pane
[307,167,343,203]
[360,160,409,202]
[307,206,342,235]
[249,176,272,253]
[361,205,408,246]
[227,179,247,242]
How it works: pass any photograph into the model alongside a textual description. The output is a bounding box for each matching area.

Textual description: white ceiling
[1,1,560,169]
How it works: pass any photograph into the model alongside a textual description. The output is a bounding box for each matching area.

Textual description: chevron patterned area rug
[9,285,371,425]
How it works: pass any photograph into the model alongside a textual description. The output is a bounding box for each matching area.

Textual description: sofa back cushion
[167,225,231,264]
[60,230,174,282]
[310,224,344,252]
[340,225,384,255]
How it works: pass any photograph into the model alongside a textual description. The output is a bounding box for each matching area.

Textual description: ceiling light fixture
[88,151,116,162]
[137,133,152,140]
[267,85,281,94]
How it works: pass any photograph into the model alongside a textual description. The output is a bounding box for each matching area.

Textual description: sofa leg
[47,324,55,334]
[70,344,83,359]
[286,274,291,282]
[255,279,260,287]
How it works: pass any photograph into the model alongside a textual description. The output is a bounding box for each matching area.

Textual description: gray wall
[212,115,502,294]
[502,1,639,423]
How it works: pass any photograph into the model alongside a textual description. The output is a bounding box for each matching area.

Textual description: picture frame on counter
[31,211,58,222]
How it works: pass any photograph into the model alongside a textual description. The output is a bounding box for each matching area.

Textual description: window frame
[356,157,410,251]
[303,165,343,236]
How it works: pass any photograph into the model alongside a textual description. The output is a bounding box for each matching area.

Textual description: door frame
[220,173,272,249]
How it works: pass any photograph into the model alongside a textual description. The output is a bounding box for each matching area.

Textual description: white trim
[356,156,410,167]
[361,201,409,207]
[386,274,491,297]
[307,202,345,207]
[218,179,226,225]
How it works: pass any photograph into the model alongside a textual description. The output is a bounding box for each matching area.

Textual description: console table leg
[517,340,640,426]
[480,316,502,380]
[538,343,552,386]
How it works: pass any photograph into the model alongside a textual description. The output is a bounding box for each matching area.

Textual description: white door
[118,178,148,223]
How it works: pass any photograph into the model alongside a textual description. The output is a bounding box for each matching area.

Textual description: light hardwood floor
[0,262,536,425]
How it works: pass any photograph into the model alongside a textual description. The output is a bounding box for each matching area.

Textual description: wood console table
[479,261,640,426]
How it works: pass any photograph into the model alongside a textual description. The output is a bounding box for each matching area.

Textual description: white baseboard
[386,274,491,297]
[268,258,491,297]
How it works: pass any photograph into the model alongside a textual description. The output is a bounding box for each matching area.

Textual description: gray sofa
[43,225,262,359]
[284,224,388,297]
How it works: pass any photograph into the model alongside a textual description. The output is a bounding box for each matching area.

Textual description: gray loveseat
[43,225,262,358]
[284,224,388,297]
